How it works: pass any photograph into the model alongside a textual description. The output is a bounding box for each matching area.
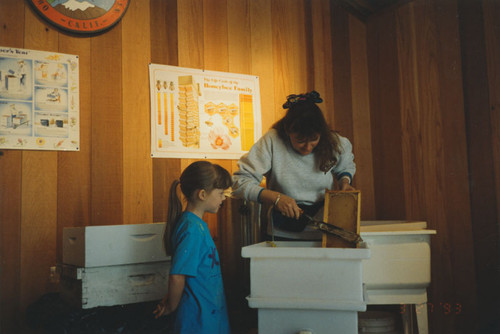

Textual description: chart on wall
[0,47,79,151]
[149,64,261,159]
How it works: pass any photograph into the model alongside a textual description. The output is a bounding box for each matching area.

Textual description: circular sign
[28,0,130,34]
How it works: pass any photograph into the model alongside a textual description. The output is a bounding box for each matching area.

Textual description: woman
[232,91,356,240]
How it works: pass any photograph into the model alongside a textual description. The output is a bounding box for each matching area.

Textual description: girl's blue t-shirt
[170,211,230,334]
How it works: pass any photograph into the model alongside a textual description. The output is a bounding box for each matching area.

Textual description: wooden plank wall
[0,0,498,333]
[90,23,123,227]
[21,8,59,319]
[0,2,24,332]
[122,2,153,226]
[483,12,500,324]
[483,0,500,235]
[367,0,499,333]
[457,0,500,330]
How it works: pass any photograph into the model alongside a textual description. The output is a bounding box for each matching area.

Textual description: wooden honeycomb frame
[322,190,361,248]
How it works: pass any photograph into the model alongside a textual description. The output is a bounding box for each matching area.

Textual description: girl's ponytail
[162,161,231,255]
[164,179,182,255]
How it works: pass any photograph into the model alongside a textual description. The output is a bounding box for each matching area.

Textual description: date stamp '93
[400,302,463,316]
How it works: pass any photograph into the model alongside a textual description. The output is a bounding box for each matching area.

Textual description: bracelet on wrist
[273,193,281,206]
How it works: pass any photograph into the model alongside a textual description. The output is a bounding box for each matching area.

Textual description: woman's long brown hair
[273,99,341,173]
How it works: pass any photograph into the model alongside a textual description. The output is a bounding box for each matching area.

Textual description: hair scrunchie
[282,90,323,109]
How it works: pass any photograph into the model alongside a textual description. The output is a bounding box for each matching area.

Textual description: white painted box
[63,223,168,267]
[360,220,436,305]
[241,241,370,307]
[58,261,170,309]
[242,242,370,334]
[255,308,358,334]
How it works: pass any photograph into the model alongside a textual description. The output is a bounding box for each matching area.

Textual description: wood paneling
[457,0,499,330]
[483,0,500,240]
[178,0,204,69]
[395,3,427,220]
[367,10,406,219]
[483,1,500,320]
[0,149,22,331]
[228,0,252,76]
[349,15,376,219]
[90,26,123,226]
[413,1,473,331]
[272,0,309,118]
[150,0,178,67]
[150,0,180,224]
[0,2,24,332]
[57,34,91,261]
[433,0,479,331]
[21,7,59,311]
[203,0,228,72]
[331,1,354,137]
[311,0,334,124]
[122,1,153,225]
[250,0,275,130]
[366,0,486,331]
[20,152,58,305]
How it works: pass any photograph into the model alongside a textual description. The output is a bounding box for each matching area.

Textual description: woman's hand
[275,193,302,219]
[259,189,301,219]
[340,178,355,191]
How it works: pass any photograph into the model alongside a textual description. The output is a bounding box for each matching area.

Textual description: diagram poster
[149,64,261,159]
[0,47,79,151]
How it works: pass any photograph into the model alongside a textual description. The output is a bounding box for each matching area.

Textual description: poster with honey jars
[149,64,261,159]
[0,47,79,151]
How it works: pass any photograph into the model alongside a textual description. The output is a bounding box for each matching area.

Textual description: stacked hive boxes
[242,241,370,334]
[59,223,170,309]
[178,75,200,148]
[360,220,436,333]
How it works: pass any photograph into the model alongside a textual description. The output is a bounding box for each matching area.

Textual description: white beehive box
[256,308,359,334]
[58,261,170,309]
[241,241,370,334]
[242,241,370,305]
[360,220,436,305]
[63,223,168,267]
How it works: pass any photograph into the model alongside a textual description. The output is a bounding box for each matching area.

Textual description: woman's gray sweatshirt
[232,128,356,205]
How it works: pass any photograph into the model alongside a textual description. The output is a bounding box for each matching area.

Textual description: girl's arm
[153,274,186,318]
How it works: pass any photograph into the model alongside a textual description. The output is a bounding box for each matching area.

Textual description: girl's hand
[275,193,302,219]
[153,302,166,319]
[153,297,172,319]
[154,275,184,319]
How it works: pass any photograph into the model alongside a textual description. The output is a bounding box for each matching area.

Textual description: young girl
[154,161,232,333]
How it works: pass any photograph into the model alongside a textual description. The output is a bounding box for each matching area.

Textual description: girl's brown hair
[163,161,231,255]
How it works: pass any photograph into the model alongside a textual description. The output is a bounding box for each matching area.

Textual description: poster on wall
[149,64,262,160]
[0,47,79,151]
